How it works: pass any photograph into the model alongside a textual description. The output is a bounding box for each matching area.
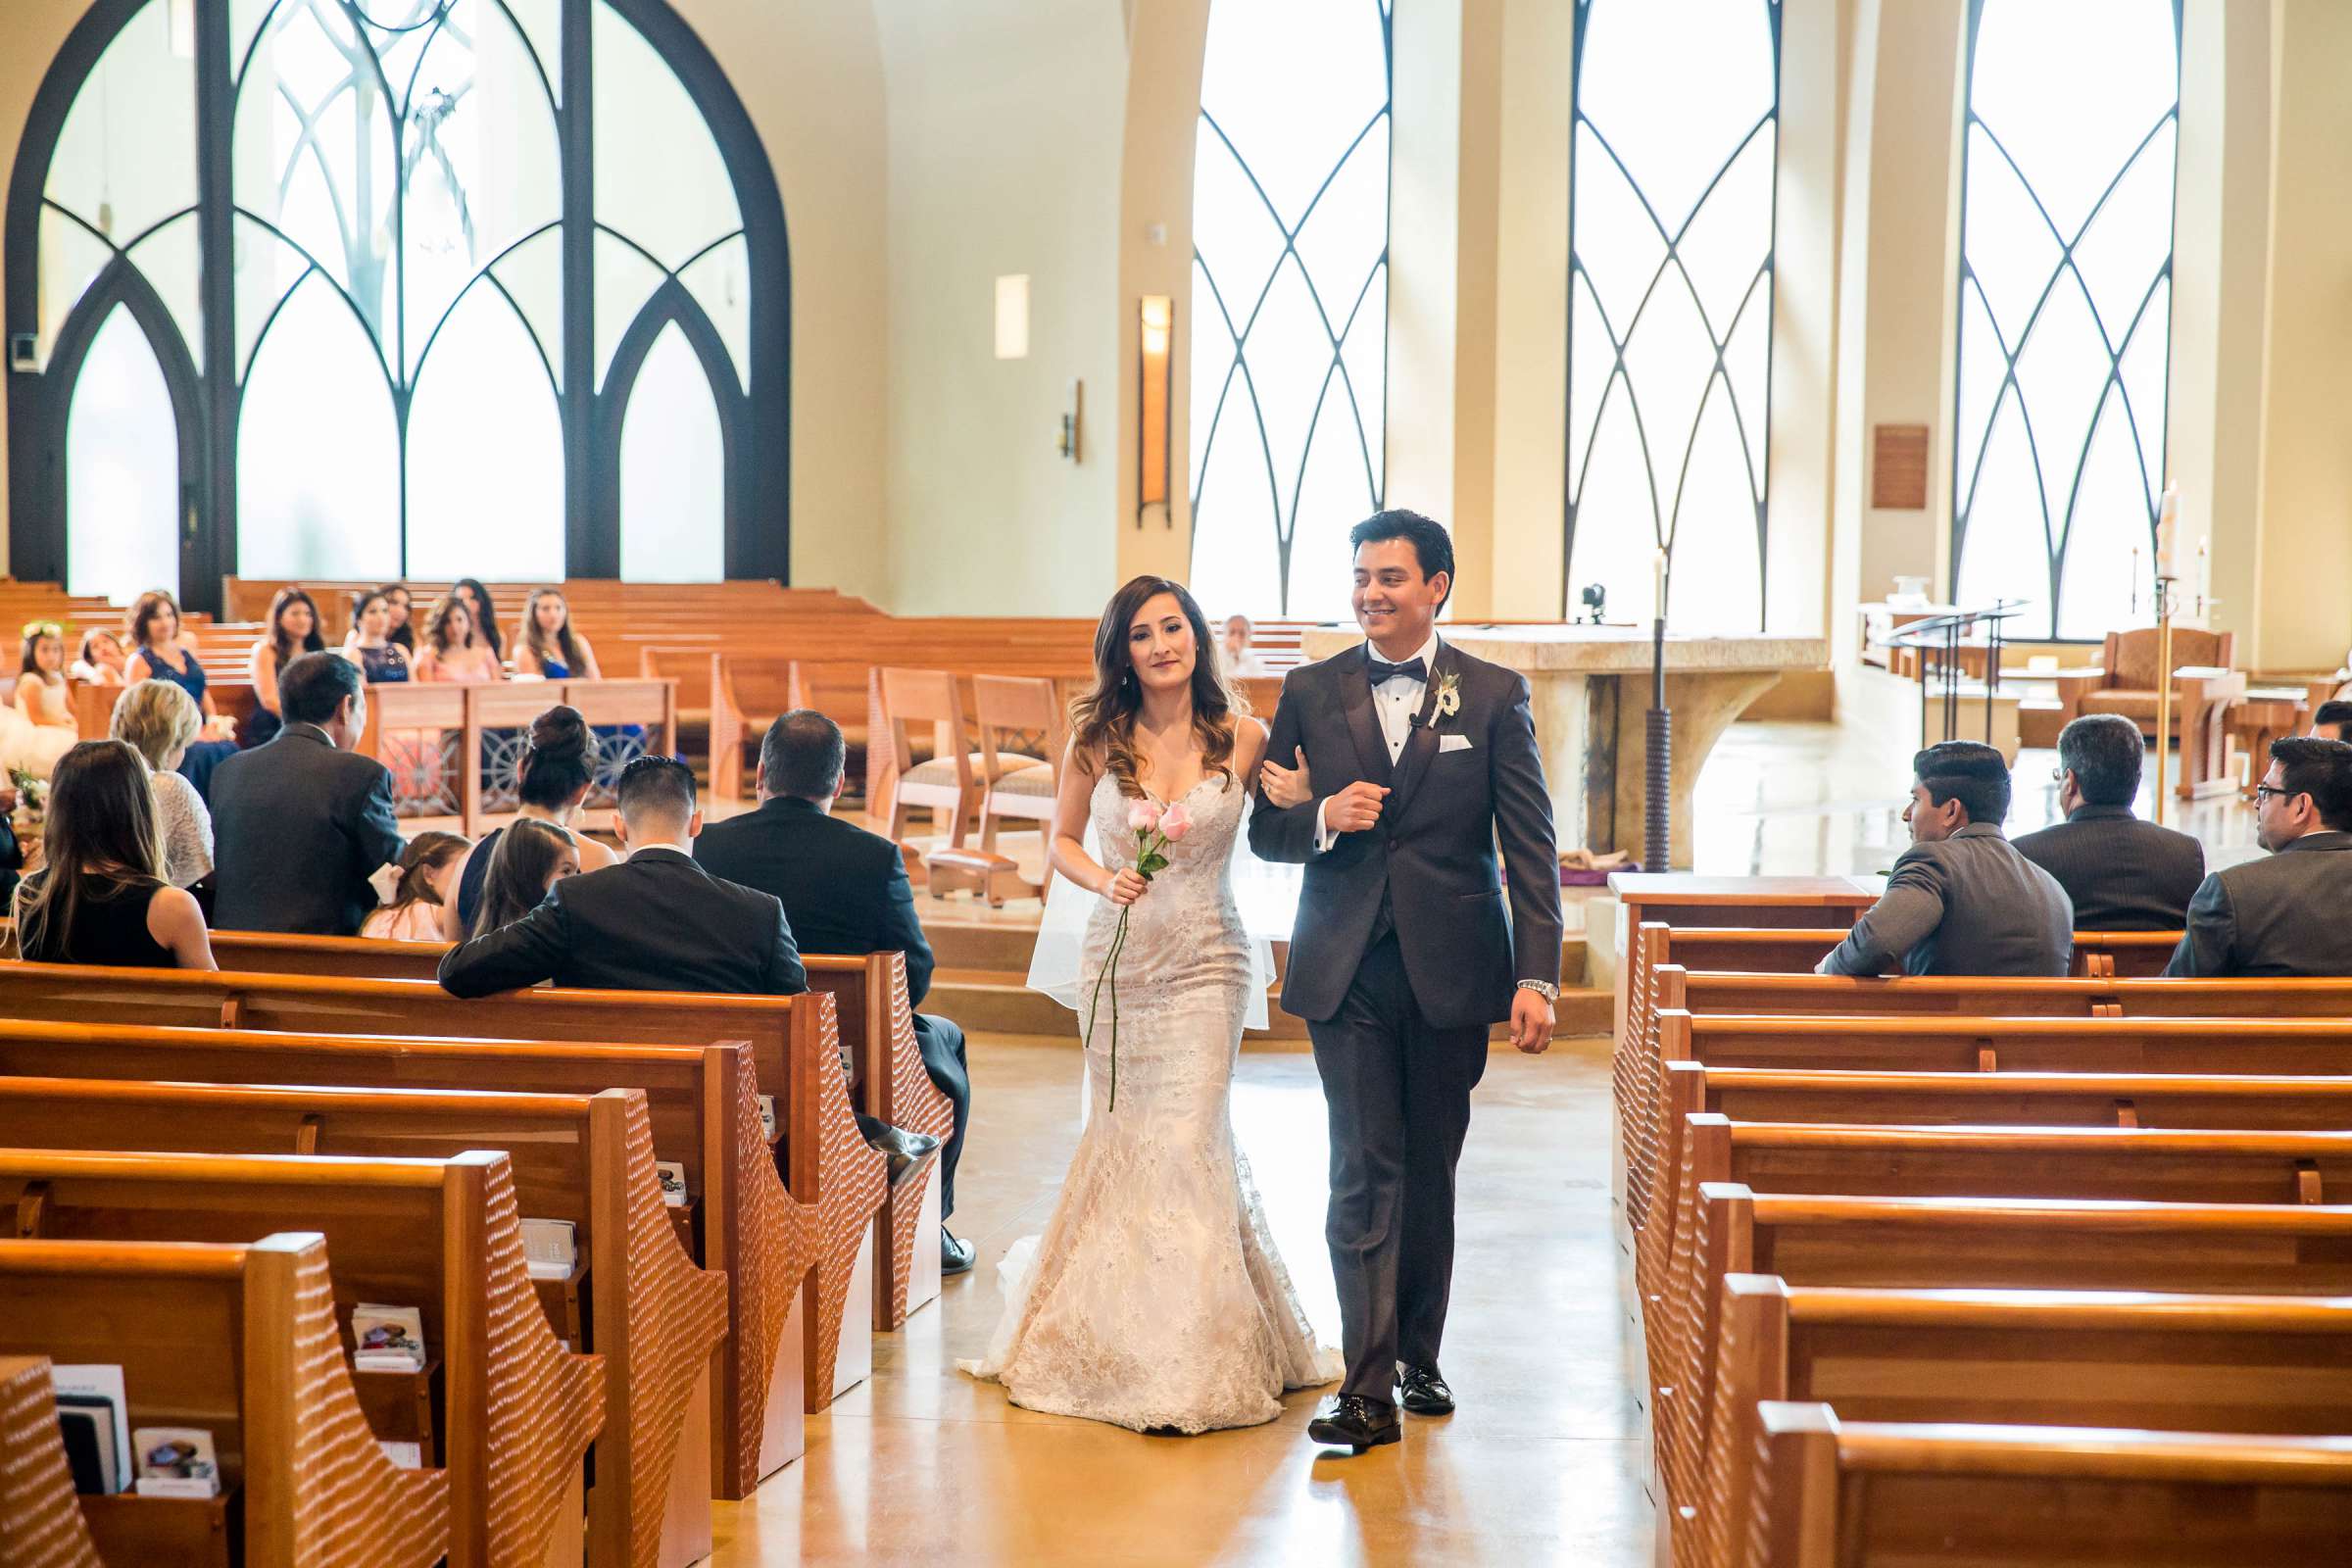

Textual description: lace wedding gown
[958,769,1341,1433]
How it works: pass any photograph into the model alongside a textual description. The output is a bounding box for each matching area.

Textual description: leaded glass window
[1565,0,1779,632]
[1950,0,2180,639]
[7,0,788,603]
[1187,0,1392,621]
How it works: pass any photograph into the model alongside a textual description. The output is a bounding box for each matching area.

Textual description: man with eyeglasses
[2165,737,2352,977]
[2013,714,2205,930]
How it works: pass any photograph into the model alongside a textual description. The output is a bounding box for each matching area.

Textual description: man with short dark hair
[2315,700,2352,742]
[2165,737,2352,977]
[439,756,805,996]
[2013,714,2204,929]
[1818,741,2074,976]
[210,651,405,934]
[695,710,977,1274]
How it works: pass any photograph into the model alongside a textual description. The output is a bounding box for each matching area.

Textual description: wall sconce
[1057,380,1082,463]
[1137,294,1171,524]
[995,274,1029,360]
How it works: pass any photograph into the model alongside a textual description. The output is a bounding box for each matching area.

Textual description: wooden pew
[0,1009,801,1502]
[0,1075,722,1568]
[1747,1404,2352,1568]
[0,1354,103,1568]
[0,1233,450,1568]
[0,1148,600,1568]
[190,932,950,1334]
[1684,1282,2352,1568]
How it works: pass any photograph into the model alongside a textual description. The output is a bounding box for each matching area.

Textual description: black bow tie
[1368,656,1427,687]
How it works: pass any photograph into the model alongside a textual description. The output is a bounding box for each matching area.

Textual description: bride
[958,574,1339,1433]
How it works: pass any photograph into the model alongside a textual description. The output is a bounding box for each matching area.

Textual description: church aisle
[709,1036,1647,1565]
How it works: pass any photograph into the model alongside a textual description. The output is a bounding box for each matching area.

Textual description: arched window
[5,0,788,606]
[1187,0,1391,620]
[1950,0,2180,640]
[1565,0,1780,633]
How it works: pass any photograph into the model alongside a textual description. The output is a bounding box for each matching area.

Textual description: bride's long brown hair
[1069,575,1247,798]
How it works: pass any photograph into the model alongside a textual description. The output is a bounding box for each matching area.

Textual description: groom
[1250,509,1563,1451]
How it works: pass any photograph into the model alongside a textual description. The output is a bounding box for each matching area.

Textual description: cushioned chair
[2059,626,2236,734]
[878,666,976,856]
[971,674,1060,874]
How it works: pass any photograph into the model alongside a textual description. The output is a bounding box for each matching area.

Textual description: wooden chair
[0,1074,722,1568]
[0,1233,450,1568]
[1681,1282,2352,1568]
[876,667,976,861]
[955,673,1061,905]
[0,1147,602,1568]
[1748,1404,2352,1567]
[2057,624,2236,733]
[0,1354,101,1568]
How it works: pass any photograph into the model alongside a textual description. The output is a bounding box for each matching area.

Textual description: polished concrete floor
[708,1034,1646,1566]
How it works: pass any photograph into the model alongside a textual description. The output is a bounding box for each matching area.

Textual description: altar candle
[2156,480,2179,574]
[1652,549,1668,621]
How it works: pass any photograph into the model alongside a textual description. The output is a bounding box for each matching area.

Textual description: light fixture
[1137,295,1171,523]
[994,274,1029,361]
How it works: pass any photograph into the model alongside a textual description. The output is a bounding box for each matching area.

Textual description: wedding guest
[122,590,238,799]
[9,622,80,778]
[444,705,618,938]
[2013,714,2204,929]
[2316,700,2352,743]
[2166,737,2352,977]
[451,578,505,664]
[1818,741,2074,977]
[15,739,215,969]
[412,595,503,683]
[439,756,804,997]
[69,628,126,686]
[382,584,416,653]
[362,830,471,941]
[242,587,326,748]
[339,590,413,684]
[468,817,581,936]
[109,679,214,889]
[696,709,975,1272]
[209,652,405,935]
[1222,613,1268,677]
[512,588,602,679]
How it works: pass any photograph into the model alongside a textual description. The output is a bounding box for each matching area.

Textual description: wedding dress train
[959,769,1340,1433]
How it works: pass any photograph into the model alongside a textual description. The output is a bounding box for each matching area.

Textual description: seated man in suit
[210,652,405,935]
[439,756,805,996]
[1819,740,2074,977]
[2315,700,2352,742]
[2013,714,2205,929]
[2166,737,2352,977]
[696,710,976,1275]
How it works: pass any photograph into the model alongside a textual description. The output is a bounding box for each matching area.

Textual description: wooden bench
[190,932,952,1336]
[1748,1404,2352,1567]
[1683,1282,2352,1568]
[0,1233,450,1568]
[0,1147,601,1568]
[0,1353,103,1567]
[0,1010,800,1502]
[0,1074,722,1568]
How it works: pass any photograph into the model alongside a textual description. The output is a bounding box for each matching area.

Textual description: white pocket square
[1439,734,1474,754]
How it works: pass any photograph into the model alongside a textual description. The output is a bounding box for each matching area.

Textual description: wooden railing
[357,678,676,830]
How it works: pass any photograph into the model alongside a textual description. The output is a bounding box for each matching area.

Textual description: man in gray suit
[1818,740,2074,977]
[2166,737,2352,977]
[2014,714,2205,929]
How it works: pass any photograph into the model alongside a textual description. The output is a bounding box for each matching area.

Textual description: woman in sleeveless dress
[15,739,214,970]
[959,575,1338,1434]
[7,622,80,779]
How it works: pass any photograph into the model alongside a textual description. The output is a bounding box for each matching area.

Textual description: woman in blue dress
[123,590,239,802]
[510,587,601,680]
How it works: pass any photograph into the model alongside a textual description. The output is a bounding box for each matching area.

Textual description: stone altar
[1299,623,1831,870]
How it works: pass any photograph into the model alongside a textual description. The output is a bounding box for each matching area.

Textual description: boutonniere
[1433,669,1462,721]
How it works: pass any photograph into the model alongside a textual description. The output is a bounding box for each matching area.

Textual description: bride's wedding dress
[958,768,1340,1433]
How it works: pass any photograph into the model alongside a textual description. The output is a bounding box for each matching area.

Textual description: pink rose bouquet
[1087,795,1194,1110]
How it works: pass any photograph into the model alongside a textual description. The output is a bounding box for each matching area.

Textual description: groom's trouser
[1308,932,1490,1404]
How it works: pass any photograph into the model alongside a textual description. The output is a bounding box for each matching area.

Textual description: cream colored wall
[872,0,1125,616]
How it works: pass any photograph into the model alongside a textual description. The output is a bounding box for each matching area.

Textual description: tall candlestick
[2156,480,2179,574]
[1652,548,1668,621]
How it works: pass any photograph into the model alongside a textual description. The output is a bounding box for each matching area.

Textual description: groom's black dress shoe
[1307,1396,1400,1451]
[1396,1363,1455,1415]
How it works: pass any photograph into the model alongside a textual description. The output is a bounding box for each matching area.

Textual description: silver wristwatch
[1516,979,1560,1002]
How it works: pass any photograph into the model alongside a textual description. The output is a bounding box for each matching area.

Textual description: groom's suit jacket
[1249,640,1564,1028]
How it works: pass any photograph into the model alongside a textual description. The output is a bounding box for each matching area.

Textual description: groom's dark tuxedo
[1250,636,1562,1404]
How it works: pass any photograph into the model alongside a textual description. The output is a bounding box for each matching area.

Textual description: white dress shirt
[1313,630,1440,852]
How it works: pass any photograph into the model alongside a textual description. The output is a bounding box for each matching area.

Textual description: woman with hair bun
[441,704,616,938]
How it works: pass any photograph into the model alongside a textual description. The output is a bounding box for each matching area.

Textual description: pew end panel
[0,1354,104,1568]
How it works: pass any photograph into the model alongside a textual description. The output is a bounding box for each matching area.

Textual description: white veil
[1024,797,1297,1033]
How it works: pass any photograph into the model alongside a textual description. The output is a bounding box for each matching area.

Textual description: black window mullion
[196,0,239,611]
[561,0,601,576]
